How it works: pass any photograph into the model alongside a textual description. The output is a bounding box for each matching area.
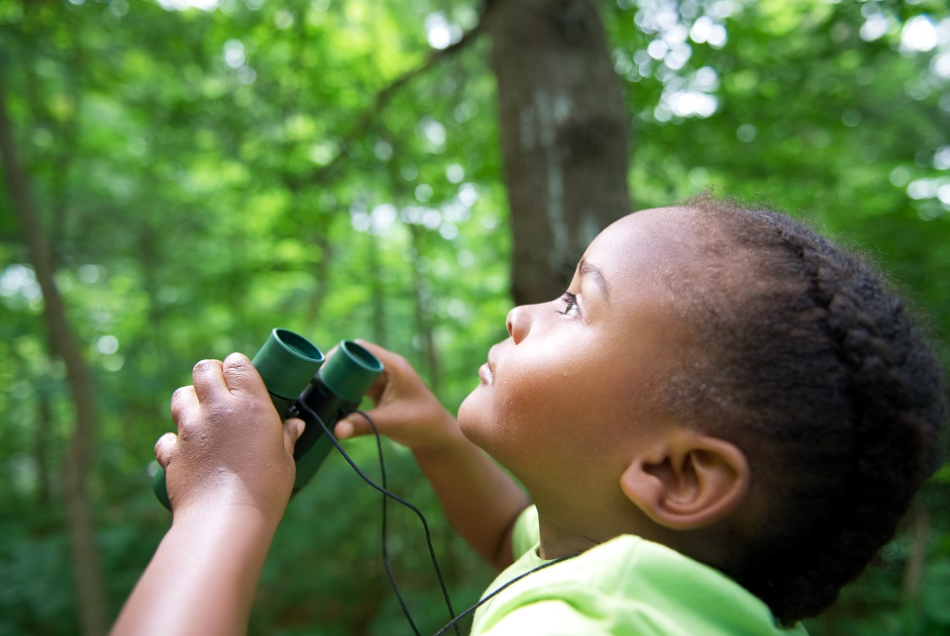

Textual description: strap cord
[300,405,576,636]
[299,405,461,636]
[431,555,574,636]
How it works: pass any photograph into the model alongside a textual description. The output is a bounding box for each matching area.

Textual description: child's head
[458,198,948,625]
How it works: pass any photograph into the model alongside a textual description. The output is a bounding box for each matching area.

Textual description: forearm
[413,421,530,571]
[111,507,277,636]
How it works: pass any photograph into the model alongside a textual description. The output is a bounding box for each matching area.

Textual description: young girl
[112,199,947,636]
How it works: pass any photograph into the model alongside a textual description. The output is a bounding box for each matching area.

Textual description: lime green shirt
[470,506,807,636]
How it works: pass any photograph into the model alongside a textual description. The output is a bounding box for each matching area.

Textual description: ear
[619,433,750,530]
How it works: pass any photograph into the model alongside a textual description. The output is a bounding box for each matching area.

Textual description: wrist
[169,470,291,532]
[172,500,282,537]
[411,414,473,461]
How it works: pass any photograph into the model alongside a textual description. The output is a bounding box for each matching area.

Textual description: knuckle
[226,352,252,369]
[228,355,250,369]
[170,389,188,416]
[193,359,215,374]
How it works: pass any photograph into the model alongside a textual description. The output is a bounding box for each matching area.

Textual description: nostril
[506,306,519,340]
[506,306,529,344]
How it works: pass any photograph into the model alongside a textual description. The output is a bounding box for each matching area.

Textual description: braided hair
[663,197,948,625]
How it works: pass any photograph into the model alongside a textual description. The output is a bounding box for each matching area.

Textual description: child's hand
[155,353,305,525]
[333,340,459,452]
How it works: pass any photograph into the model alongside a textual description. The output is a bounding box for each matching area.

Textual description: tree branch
[303,14,488,187]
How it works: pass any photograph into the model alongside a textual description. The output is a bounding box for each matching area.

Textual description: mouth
[478,349,495,385]
[478,361,493,385]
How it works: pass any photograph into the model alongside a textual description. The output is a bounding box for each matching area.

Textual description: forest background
[1,0,949,634]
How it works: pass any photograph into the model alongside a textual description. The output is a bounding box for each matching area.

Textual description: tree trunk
[304,228,333,332]
[0,69,108,636]
[35,380,54,505]
[902,507,929,632]
[486,0,632,305]
[367,231,389,347]
[408,224,441,394]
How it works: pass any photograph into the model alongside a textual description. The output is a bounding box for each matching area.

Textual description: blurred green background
[1,0,948,634]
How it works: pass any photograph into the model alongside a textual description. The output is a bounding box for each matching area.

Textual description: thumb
[334,410,379,440]
[283,418,305,456]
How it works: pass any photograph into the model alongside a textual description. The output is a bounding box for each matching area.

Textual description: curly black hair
[662,197,948,626]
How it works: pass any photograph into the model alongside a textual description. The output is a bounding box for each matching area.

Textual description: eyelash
[557,291,579,315]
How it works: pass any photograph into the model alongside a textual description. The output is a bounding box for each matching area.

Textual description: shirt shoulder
[474,517,809,636]
[476,598,615,636]
[510,504,540,559]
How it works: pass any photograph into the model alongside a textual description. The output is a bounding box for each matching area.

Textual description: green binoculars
[152,328,384,510]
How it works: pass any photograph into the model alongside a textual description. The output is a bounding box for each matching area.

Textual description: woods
[1,0,949,634]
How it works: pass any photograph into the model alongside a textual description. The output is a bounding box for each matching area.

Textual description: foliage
[0,0,947,634]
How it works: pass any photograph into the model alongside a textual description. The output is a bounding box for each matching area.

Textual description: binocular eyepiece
[152,329,384,510]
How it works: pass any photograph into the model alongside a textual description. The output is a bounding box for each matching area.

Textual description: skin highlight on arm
[111,506,279,636]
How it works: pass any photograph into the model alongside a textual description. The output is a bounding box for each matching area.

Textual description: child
[112,199,948,635]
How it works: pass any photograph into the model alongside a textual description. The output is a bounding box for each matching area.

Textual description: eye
[557,291,579,317]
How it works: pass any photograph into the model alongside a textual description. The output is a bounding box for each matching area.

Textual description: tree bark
[486,0,632,305]
[366,230,389,346]
[902,507,929,631]
[0,68,108,636]
[408,223,441,395]
[35,380,54,505]
[304,228,333,332]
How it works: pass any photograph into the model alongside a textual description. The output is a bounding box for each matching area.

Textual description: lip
[478,348,496,385]
[478,362,493,385]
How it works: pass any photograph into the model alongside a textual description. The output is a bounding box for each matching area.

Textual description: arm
[111,354,304,636]
[111,507,277,636]
[334,342,530,571]
[413,424,530,571]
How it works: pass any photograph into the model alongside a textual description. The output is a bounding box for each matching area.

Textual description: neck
[537,513,601,560]
[532,490,671,560]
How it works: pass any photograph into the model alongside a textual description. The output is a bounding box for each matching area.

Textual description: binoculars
[152,328,384,510]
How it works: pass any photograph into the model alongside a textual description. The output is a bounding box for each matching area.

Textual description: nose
[506,305,531,344]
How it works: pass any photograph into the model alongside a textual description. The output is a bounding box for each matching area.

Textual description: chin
[457,392,478,437]
[457,391,494,449]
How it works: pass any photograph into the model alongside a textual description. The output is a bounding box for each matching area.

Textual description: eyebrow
[579,259,610,301]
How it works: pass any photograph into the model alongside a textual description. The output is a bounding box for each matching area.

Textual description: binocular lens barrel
[320,340,384,403]
[252,328,326,415]
[290,339,384,493]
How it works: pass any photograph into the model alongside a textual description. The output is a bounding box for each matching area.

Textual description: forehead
[582,207,707,287]
[576,208,712,403]
[595,206,702,246]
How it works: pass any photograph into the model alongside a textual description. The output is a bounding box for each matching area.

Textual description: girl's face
[458,208,702,503]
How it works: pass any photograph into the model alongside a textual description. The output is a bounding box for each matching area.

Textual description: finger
[283,418,305,456]
[155,432,178,468]
[351,338,391,360]
[352,339,401,375]
[192,358,228,402]
[334,410,380,439]
[351,340,399,402]
[222,352,267,397]
[359,369,390,404]
[170,385,199,427]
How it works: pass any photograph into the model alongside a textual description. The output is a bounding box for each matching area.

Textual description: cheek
[468,354,594,460]
[494,346,567,418]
